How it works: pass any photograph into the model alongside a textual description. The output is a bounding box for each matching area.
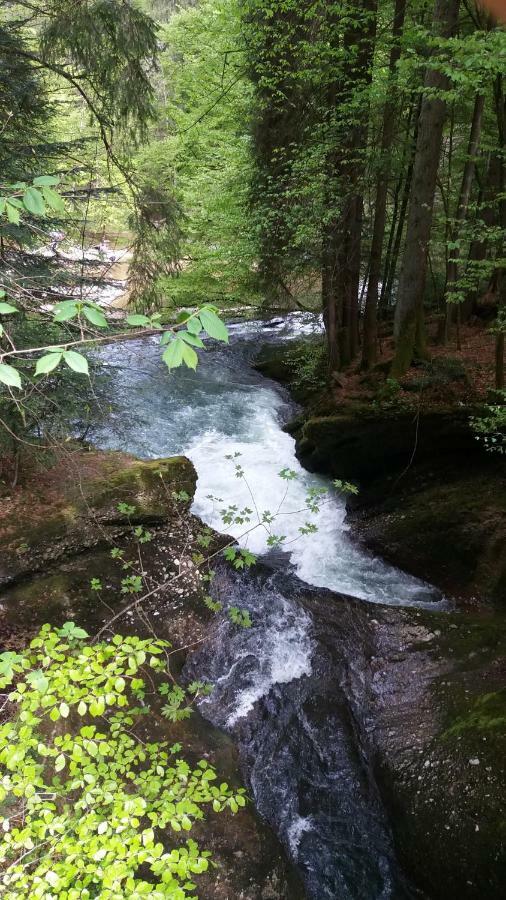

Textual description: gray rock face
[187,564,506,900]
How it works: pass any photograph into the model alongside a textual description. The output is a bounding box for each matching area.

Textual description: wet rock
[287,406,505,605]
[349,468,506,605]
[186,563,506,900]
[299,586,506,900]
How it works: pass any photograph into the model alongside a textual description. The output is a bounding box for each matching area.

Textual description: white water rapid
[93,313,441,607]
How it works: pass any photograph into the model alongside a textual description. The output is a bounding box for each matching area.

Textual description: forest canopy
[2,0,506,389]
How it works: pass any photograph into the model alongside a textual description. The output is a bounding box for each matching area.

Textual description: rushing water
[92,313,440,899]
[93,313,440,606]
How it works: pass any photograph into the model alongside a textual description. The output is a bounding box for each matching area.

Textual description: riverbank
[254,337,506,607]
[190,560,506,899]
[2,446,505,898]
[0,449,303,899]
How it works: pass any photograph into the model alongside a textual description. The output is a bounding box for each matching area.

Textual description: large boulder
[289,574,506,899]
[0,451,196,587]
[288,408,506,604]
[290,406,481,484]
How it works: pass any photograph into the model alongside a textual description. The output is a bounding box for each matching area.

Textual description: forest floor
[332,316,498,409]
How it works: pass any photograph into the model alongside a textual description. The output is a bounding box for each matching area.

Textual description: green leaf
[0,302,18,315]
[59,702,70,719]
[199,308,228,343]
[186,316,202,336]
[0,650,23,680]
[180,331,204,348]
[63,350,89,375]
[33,175,60,187]
[42,186,65,213]
[5,202,20,225]
[53,301,78,322]
[59,621,88,639]
[162,338,184,370]
[26,670,49,694]
[83,306,108,328]
[45,871,60,889]
[54,753,66,772]
[181,343,198,370]
[23,186,46,216]
[35,352,63,376]
[0,362,22,389]
[126,314,151,327]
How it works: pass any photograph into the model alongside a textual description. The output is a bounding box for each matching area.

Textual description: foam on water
[92,315,441,895]
[186,411,439,607]
[287,816,314,855]
[93,314,441,609]
[211,593,313,727]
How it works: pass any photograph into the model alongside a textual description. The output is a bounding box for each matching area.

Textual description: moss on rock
[0,451,197,588]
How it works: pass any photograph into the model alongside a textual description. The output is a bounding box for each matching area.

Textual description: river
[92,313,442,899]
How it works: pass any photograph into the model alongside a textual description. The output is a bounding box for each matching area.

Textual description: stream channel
[92,313,445,900]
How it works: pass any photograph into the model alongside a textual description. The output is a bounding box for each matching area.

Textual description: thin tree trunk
[362,0,406,369]
[322,0,378,372]
[493,74,506,390]
[380,96,420,314]
[495,327,504,389]
[322,217,340,372]
[463,151,497,317]
[445,92,485,338]
[392,0,461,378]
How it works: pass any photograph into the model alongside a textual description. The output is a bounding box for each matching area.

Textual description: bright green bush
[0,623,246,899]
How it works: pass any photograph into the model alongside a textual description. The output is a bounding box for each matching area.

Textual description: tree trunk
[496,328,504,390]
[362,0,406,370]
[322,0,377,372]
[322,215,341,372]
[494,74,506,390]
[391,0,461,378]
[445,92,485,336]
[380,96,421,314]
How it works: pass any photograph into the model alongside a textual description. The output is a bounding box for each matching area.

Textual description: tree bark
[380,97,420,313]
[362,0,406,370]
[493,74,506,390]
[322,0,377,372]
[391,0,461,378]
[445,92,485,338]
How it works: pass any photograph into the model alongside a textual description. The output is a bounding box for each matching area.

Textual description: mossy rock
[293,407,481,483]
[253,337,328,403]
[0,452,197,587]
[86,456,197,522]
[350,469,506,604]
